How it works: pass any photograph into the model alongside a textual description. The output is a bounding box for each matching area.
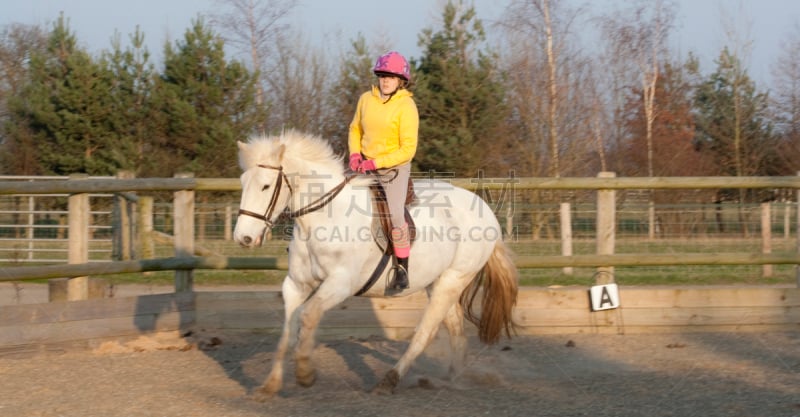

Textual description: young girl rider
[348,51,419,290]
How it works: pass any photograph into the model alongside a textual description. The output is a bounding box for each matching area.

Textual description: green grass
[100,269,287,286]
[509,239,797,286]
[517,266,796,287]
[3,237,797,287]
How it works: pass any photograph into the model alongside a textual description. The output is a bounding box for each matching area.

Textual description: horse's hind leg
[442,302,467,379]
[255,277,307,400]
[373,269,471,394]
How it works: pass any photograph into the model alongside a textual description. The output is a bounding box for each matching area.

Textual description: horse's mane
[240,129,345,177]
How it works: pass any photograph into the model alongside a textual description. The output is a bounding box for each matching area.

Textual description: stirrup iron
[390,257,409,290]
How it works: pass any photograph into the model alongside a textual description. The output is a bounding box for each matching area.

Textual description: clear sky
[2,0,799,89]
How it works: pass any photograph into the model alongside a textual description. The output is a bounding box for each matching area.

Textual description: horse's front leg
[293,281,352,388]
[254,276,307,401]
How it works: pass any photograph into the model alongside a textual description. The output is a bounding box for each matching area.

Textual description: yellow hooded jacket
[348,86,419,169]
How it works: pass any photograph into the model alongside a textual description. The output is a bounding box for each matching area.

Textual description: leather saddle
[369,178,417,254]
[355,177,416,296]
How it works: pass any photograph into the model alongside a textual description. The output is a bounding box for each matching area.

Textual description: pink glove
[348,153,362,171]
[358,159,377,173]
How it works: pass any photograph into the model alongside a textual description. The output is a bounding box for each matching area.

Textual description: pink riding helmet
[373,51,411,82]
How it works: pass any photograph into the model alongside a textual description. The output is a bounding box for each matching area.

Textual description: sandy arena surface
[1,328,799,417]
[1,283,799,416]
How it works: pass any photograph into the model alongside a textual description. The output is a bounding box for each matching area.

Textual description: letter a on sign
[590,283,620,311]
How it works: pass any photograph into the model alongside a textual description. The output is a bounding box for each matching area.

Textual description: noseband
[238,164,354,228]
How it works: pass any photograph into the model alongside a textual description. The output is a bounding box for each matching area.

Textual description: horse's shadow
[323,336,408,389]
[188,329,277,391]
[186,331,403,393]
[131,289,419,394]
[130,291,275,390]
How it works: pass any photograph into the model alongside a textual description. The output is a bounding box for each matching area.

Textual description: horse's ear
[237,141,247,151]
[277,143,286,161]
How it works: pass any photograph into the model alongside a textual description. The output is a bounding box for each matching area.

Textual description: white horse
[233,130,518,399]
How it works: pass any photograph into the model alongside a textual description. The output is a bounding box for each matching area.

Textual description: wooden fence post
[596,172,616,284]
[761,202,772,277]
[784,202,791,240]
[648,198,656,240]
[26,195,34,260]
[796,171,800,288]
[113,170,135,260]
[224,205,233,241]
[174,173,194,292]
[138,196,154,259]
[560,202,573,275]
[67,174,89,301]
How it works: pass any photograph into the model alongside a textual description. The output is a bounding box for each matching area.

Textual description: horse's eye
[262,184,271,191]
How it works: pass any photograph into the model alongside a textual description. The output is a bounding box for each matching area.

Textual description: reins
[290,175,355,218]
[238,163,356,227]
[372,168,398,183]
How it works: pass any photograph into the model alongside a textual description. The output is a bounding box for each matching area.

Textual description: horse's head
[233,140,292,248]
[233,130,347,247]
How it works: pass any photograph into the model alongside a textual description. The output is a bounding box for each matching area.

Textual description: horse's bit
[237,164,354,228]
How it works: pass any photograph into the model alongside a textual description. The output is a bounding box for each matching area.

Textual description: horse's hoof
[296,368,316,388]
[371,382,394,395]
[447,365,464,381]
[371,369,400,395]
[250,386,277,403]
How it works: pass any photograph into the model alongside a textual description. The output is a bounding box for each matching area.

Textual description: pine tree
[7,14,120,175]
[100,27,156,176]
[693,48,778,178]
[413,0,507,177]
[153,18,263,178]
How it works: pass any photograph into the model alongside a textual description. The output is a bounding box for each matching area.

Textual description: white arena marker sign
[589,283,620,311]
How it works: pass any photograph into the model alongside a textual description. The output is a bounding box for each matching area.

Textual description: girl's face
[378,75,402,97]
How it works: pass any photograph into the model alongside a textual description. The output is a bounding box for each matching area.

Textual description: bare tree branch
[207,0,298,105]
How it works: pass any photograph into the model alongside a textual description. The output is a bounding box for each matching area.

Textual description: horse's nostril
[243,236,252,245]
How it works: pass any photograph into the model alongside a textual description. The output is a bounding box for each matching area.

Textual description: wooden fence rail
[3,253,800,283]
[3,173,800,300]
[4,175,800,195]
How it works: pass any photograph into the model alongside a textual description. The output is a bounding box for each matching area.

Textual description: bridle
[237,164,291,228]
[237,163,355,228]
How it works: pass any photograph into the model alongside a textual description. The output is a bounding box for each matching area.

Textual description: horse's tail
[460,239,519,345]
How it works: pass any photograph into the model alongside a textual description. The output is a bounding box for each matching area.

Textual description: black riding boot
[392,257,409,290]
